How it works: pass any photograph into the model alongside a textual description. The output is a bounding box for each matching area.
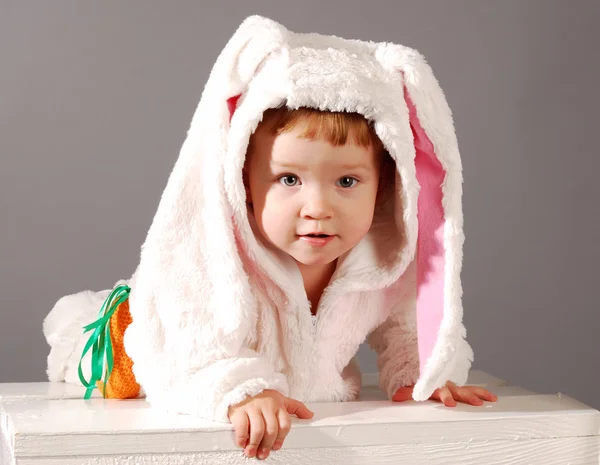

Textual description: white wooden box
[1,371,599,464]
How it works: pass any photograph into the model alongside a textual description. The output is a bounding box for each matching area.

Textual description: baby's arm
[125,272,313,458]
[366,262,477,402]
[367,307,496,406]
[123,273,290,423]
[366,290,420,398]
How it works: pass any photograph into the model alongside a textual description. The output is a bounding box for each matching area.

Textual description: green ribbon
[78,284,131,399]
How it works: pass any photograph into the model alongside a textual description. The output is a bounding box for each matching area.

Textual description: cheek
[342,193,377,236]
[262,190,291,218]
[255,190,294,236]
[352,214,375,239]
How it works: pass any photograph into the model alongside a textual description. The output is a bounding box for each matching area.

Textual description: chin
[292,254,337,268]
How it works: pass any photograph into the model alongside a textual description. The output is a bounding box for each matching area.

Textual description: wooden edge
[0,371,506,403]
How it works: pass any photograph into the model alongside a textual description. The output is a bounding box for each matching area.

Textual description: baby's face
[245,120,381,269]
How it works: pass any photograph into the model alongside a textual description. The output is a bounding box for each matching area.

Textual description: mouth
[298,233,335,247]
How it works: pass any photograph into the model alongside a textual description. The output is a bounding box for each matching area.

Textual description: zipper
[310,287,334,332]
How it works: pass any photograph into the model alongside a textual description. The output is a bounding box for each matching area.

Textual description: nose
[300,187,334,220]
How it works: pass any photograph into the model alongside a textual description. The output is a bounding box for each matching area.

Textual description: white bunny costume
[44,16,473,422]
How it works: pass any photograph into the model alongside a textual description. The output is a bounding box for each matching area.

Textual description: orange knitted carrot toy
[78,285,140,399]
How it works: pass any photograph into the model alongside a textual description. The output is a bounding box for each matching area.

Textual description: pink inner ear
[405,91,447,377]
[227,95,241,120]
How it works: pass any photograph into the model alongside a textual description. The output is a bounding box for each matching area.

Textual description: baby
[43,16,496,463]
[229,106,495,460]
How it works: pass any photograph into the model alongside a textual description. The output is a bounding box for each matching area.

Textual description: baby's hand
[392,380,498,407]
[228,389,314,460]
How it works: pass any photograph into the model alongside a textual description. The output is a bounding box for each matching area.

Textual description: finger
[244,410,264,458]
[429,388,443,402]
[436,387,457,407]
[391,386,414,402]
[463,391,484,405]
[272,408,291,451]
[231,411,249,448]
[257,411,279,460]
[444,382,480,406]
[447,385,484,406]
[462,391,484,406]
[445,380,458,390]
[471,387,498,402]
[286,398,314,419]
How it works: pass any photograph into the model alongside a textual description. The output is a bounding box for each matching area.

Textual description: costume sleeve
[366,287,420,398]
[366,262,473,399]
[163,349,290,423]
[124,273,289,423]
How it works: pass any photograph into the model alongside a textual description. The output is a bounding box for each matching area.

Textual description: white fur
[44,289,110,384]
[43,15,472,422]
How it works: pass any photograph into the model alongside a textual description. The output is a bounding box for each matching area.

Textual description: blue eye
[337,176,358,188]
[279,175,299,187]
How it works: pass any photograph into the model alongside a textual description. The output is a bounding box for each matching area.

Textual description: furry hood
[125,15,469,406]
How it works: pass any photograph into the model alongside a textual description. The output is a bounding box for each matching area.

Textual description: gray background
[1,1,598,409]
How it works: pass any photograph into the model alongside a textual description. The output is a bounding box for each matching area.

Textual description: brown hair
[259,106,396,202]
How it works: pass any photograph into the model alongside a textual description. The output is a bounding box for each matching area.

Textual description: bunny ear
[398,64,472,401]
[406,90,447,384]
[188,16,286,131]
[124,17,290,392]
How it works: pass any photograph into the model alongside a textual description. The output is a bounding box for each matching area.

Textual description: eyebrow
[271,162,373,172]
